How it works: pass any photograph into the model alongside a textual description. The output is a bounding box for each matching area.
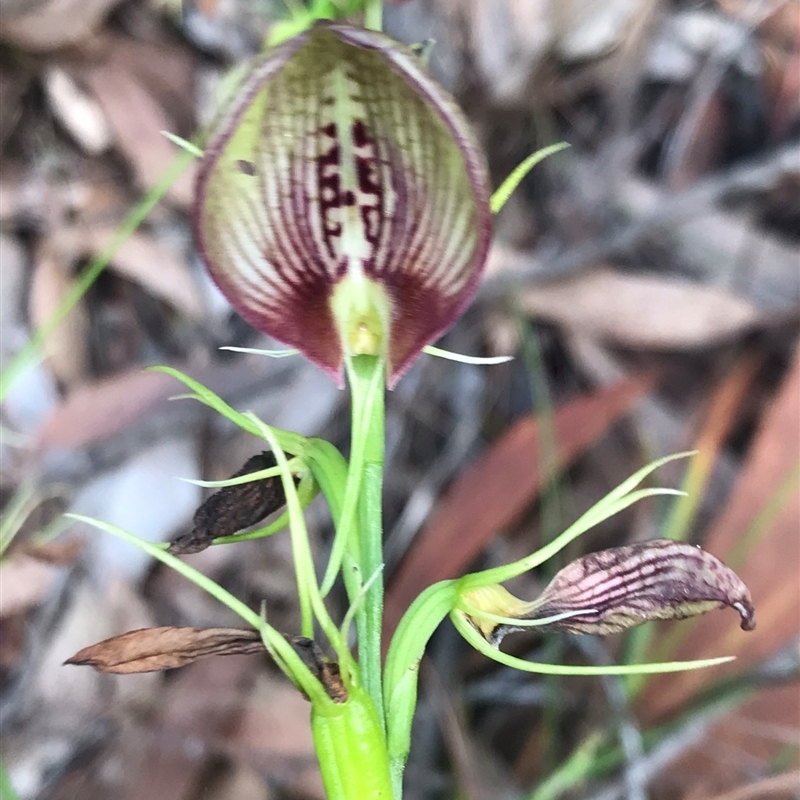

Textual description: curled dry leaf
[66,626,347,702]
[168,452,290,555]
[291,637,348,703]
[29,235,90,390]
[463,540,755,646]
[65,626,265,674]
[81,63,194,206]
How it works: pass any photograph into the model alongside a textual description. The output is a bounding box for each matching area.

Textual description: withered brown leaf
[66,626,348,702]
[65,626,264,673]
[290,637,348,703]
[467,540,755,645]
[169,451,290,555]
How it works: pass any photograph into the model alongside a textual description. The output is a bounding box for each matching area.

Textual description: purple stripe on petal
[194,23,491,386]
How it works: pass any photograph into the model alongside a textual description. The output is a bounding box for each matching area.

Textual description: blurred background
[0,1,798,798]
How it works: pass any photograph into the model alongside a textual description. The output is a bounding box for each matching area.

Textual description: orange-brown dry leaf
[665,350,762,538]
[665,90,729,189]
[81,64,194,207]
[666,685,800,798]
[66,626,264,674]
[193,0,222,19]
[0,554,59,618]
[641,349,800,790]
[644,348,800,719]
[98,33,197,135]
[125,653,258,800]
[20,537,85,565]
[222,675,325,799]
[28,235,90,390]
[34,356,275,452]
[385,372,655,635]
[34,367,183,451]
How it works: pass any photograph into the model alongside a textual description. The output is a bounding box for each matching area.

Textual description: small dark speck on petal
[236,159,256,176]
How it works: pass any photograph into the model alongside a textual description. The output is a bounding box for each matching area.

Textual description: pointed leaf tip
[66,627,264,674]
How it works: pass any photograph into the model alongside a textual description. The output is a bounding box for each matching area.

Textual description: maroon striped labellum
[195,22,492,387]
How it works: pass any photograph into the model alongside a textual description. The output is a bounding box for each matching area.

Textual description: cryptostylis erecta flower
[195,21,492,388]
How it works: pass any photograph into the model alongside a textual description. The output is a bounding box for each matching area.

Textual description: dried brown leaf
[124,650,258,800]
[81,64,194,207]
[20,536,85,565]
[65,626,264,674]
[520,267,760,349]
[168,452,289,555]
[34,367,181,450]
[89,227,205,319]
[34,356,282,452]
[221,675,324,799]
[644,345,800,720]
[44,66,112,155]
[0,554,59,618]
[290,636,347,703]
[28,236,90,389]
[191,0,222,19]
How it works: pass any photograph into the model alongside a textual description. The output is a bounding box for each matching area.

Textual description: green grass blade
[0,150,194,401]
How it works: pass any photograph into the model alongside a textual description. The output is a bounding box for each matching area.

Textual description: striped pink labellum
[462,540,755,646]
[195,21,492,387]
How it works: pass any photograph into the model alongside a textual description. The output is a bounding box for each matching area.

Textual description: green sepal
[490,143,569,214]
[457,452,694,592]
[149,365,307,454]
[451,611,734,676]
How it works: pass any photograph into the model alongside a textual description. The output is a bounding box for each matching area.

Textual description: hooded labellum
[195,22,491,387]
[462,540,755,646]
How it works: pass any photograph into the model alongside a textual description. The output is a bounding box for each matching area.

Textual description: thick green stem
[312,684,393,799]
[347,355,386,731]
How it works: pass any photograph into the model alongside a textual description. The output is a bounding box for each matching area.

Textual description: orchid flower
[195,21,492,388]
